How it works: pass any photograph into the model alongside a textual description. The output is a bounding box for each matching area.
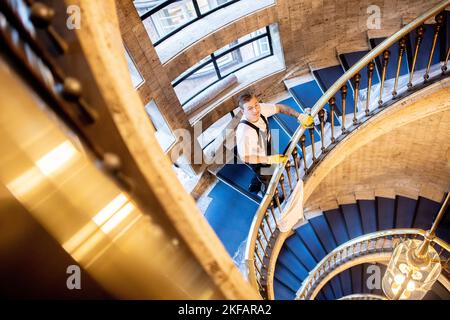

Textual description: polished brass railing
[244,0,450,298]
[296,229,450,300]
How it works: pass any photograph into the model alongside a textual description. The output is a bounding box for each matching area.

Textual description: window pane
[141,0,197,43]
[173,62,219,104]
[125,49,144,88]
[217,36,270,77]
[144,100,176,152]
[197,113,232,149]
[133,0,169,17]
[197,0,237,14]
[214,27,267,56]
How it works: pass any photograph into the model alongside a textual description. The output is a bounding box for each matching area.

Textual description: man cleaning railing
[235,93,314,194]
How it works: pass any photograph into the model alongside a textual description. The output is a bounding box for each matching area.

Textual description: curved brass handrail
[296,229,450,300]
[244,0,450,296]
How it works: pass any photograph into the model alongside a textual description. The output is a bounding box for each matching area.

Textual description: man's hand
[267,154,288,164]
[297,113,314,128]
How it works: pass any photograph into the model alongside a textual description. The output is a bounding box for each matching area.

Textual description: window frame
[139,0,242,46]
[172,26,274,106]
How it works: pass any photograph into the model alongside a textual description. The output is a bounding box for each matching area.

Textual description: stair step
[358,199,378,233]
[339,50,381,90]
[273,278,296,300]
[309,214,338,253]
[377,197,396,230]
[295,224,327,262]
[324,208,350,245]
[204,181,259,257]
[341,203,364,238]
[285,234,317,271]
[313,65,355,115]
[395,196,417,228]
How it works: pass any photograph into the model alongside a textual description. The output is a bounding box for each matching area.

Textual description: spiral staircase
[202,2,450,300]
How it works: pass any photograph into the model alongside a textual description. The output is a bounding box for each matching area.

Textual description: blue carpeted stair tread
[204,181,258,256]
[340,50,381,90]
[273,278,296,300]
[395,196,417,228]
[285,234,318,271]
[341,203,364,238]
[309,214,338,252]
[313,65,356,114]
[377,197,396,230]
[295,223,327,262]
[358,199,378,233]
[324,208,350,245]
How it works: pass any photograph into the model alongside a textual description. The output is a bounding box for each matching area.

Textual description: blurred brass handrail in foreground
[296,229,450,300]
[244,0,450,297]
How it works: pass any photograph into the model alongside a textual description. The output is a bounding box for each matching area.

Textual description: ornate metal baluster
[424,13,444,81]
[408,25,425,89]
[340,86,347,134]
[255,243,264,265]
[264,212,274,234]
[269,201,277,224]
[393,37,407,98]
[285,160,293,190]
[442,48,450,74]
[279,174,287,199]
[254,260,262,278]
[318,109,326,152]
[378,50,390,106]
[309,127,316,161]
[292,148,300,179]
[365,61,375,115]
[29,2,69,54]
[329,97,336,143]
[259,226,270,247]
[353,74,361,123]
[300,136,307,174]
[256,234,265,252]
[274,188,282,214]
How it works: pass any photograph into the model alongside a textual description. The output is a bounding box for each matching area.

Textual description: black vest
[239,114,272,158]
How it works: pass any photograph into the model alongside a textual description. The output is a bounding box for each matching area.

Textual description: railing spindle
[259,227,270,247]
[299,137,307,175]
[393,37,407,98]
[292,147,300,179]
[353,74,361,124]
[378,50,390,106]
[442,47,450,74]
[285,160,293,190]
[365,61,375,116]
[319,109,326,151]
[274,188,282,215]
[309,127,316,161]
[269,201,277,224]
[279,174,287,199]
[340,86,348,133]
[256,234,265,252]
[255,243,264,265]
[265,212,274,234]
[424,13,444,81]
[329,97,336,143]
[407,25,425,89]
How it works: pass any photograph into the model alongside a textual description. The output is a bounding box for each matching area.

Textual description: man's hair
[238,93,256,109]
